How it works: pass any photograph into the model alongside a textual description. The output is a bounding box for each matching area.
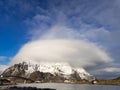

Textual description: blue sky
[0,0,120,78]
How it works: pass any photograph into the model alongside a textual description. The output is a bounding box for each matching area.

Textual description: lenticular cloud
[11,39,112,68]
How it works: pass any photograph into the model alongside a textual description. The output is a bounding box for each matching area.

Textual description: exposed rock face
[70,70,81,81]
[29,71,65,82]
[29,71,54,81]
[2,63,26,77]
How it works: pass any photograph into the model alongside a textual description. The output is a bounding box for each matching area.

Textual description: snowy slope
[25,62,94,80]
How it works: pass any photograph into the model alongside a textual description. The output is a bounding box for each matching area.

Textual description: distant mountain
[114,77,120,80]
[1,62,95,82]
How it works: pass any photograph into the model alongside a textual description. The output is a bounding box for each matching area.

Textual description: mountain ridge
[1,62,95,83]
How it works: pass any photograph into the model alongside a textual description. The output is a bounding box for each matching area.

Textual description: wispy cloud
[103,67,120,73]
[0,56,7,60]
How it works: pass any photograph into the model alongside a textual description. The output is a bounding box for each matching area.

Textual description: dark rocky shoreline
[0,86,56,90]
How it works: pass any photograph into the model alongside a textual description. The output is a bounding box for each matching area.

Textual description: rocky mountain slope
[1,62,95,82]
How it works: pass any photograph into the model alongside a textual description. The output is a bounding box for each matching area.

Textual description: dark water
[17,83,120,90]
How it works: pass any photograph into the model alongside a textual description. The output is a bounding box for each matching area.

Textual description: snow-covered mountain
[2,62,95,82]
[26,62,95,81]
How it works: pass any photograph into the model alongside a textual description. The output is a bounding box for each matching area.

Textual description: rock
[2,63,26,77]
[29,71,65,82]
[8,86,56,90]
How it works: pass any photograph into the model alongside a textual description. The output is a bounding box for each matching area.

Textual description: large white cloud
[11,39,112,68]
